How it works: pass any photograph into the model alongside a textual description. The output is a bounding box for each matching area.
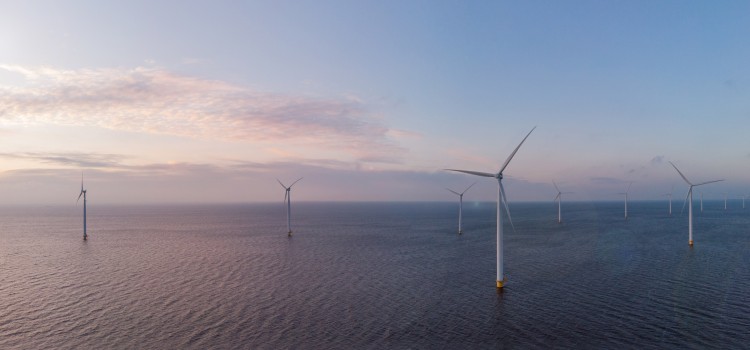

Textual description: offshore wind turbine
[723,192,728,210]
[446,126,536,289]
[663,186,674,216]
[553,181,572,224]
[618,182,633,219]
[700,192,704,213]
[277,177,303,236]
[446,182,476,234]
[670,161,723,247]
[76,174,87,241]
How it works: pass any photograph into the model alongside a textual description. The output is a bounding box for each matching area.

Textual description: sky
[1,0,750,204]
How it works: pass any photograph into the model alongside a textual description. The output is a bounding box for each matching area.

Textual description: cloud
[650,155,664,165]
[0,64,404,163]
[0,152,128,168]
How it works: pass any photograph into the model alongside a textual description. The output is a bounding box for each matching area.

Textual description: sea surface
[1,201,749,349]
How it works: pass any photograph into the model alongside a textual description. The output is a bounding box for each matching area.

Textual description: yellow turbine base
[496,278,508,289]
[689,240,693,247]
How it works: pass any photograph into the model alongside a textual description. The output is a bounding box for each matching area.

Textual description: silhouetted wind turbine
[76,174,87,241]
[553,181,572,224]
[446,126,536,289]
[277,177,302,236]
[446,182,476,234]
[670,161,723,247]
[618,182,633,219]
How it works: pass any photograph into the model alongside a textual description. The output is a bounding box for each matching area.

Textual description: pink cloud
[0,65,404,163]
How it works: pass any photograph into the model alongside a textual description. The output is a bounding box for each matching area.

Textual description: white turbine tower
[700,192,704,213]
[277,177,303,236]
[742,195,747,209]
[553,181,572,224]
[618,182,633,219]
[723,192,728,210]
[76,174,87,241]
[446,182,476,235]
[446,126,535,289]
[670,161,723,247]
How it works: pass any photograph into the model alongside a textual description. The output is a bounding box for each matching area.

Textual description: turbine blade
[446,188,460,196]
[669,161,693,186]
[289,177,303,188]
[277,178,287,189]
[552,181,561,193]
[461,182,477,195]
[500,182,516,234]
[76,190,83,204]
[626,182,632,193]
[680,187,691,215]
[554,193,561,201]
[445,169,495,177]
[694,179,724,187]
[499,126,536,174]
[283,190,288,204]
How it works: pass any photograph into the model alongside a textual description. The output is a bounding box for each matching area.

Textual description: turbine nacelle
[670,161,723,214]
[446,182,476,198]
[76,175,87,204]
[278,177,303,204]
[552,181,573,202]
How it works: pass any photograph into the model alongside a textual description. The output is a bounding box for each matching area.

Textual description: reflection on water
[1,202,749,348]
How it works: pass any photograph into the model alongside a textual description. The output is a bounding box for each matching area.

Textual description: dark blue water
[1,201,749,349]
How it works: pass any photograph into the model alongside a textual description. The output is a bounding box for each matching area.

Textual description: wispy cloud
[0,64,404,163]
[0,152,128,168]
[650,155,664,165]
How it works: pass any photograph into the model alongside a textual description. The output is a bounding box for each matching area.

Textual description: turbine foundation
[689,240,693,247]
[496,277,507,289]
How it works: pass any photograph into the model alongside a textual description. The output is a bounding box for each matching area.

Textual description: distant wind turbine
[76,174,87,241]
[553,181,572,224]
[724,192,728,210]
[446,126,536,289]
[618,182,633,220]
[662,186,674,216]
[277,177,303,236]
[700,192,704,213]
[446,182,476,234]
[670,161,723,247]
[742,195,747,209]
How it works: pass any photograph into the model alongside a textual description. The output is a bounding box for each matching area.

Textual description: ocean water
[1,201,749,349]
